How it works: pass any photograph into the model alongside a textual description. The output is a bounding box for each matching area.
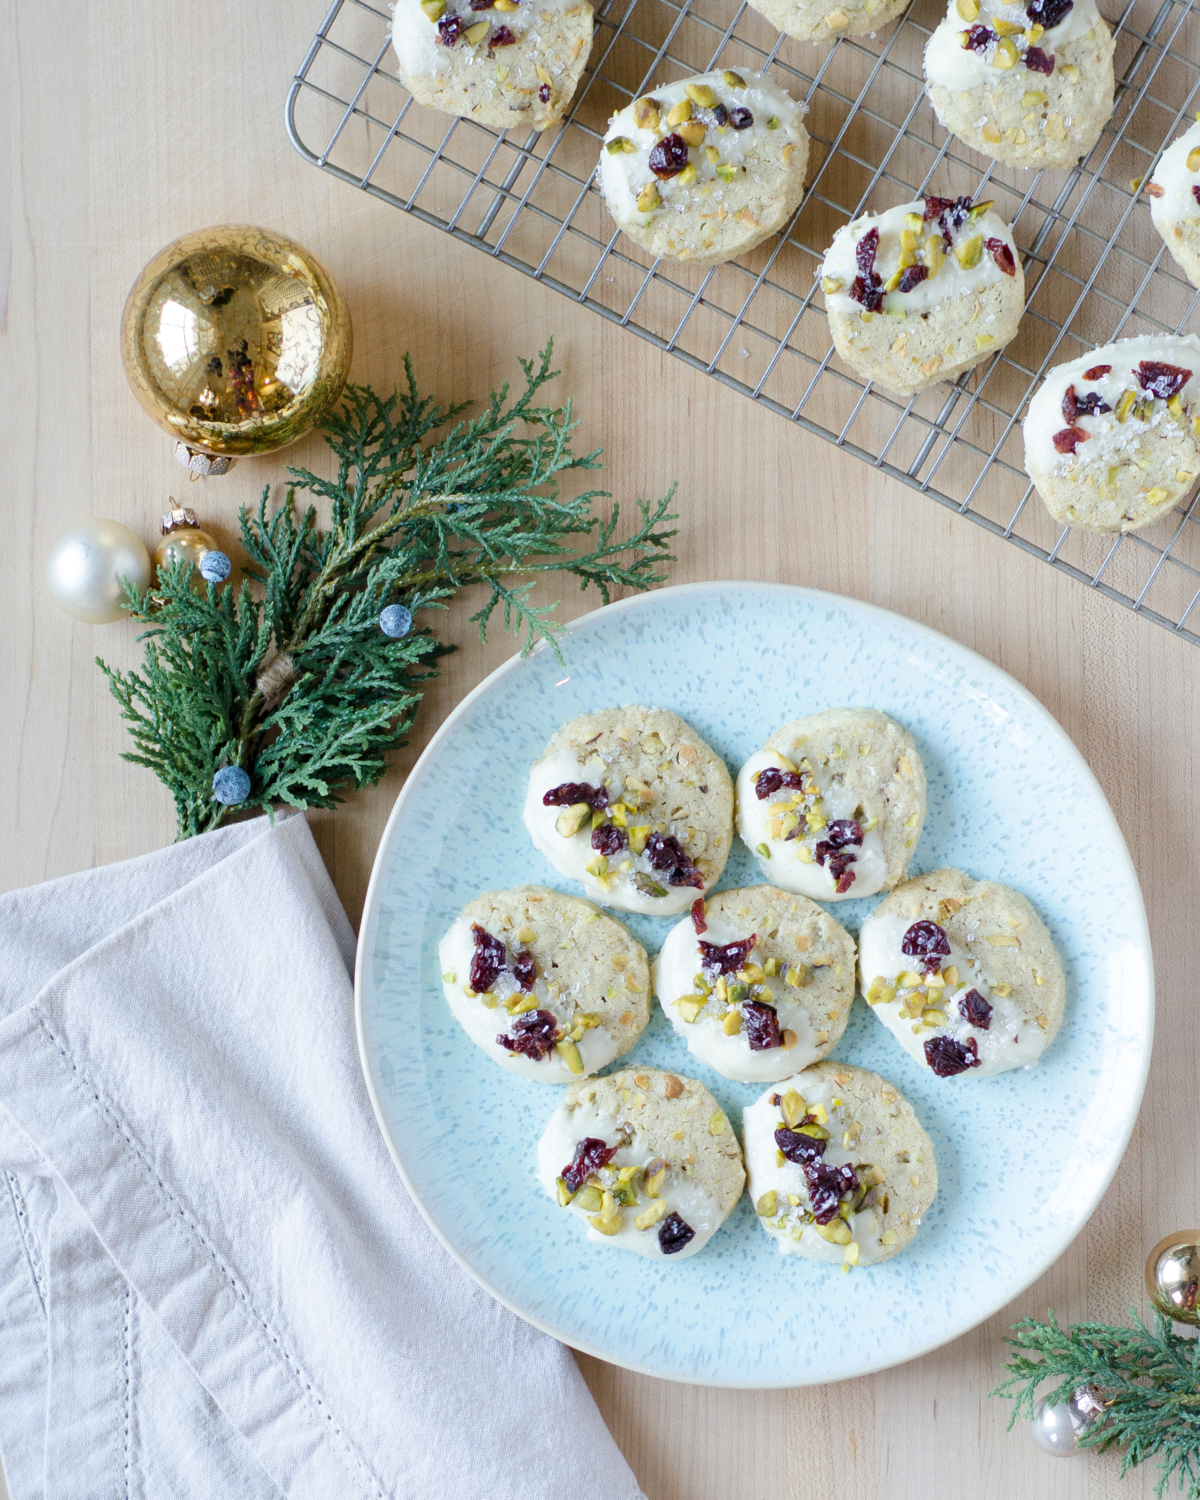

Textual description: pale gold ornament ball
[120,224,352,460]
[1145,1230,1200,1323]
[45,518,152,624]
[155,507,219,579]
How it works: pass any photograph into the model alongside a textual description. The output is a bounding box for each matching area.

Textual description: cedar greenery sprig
[992,1309,1200,1497]
[98,343,678,840]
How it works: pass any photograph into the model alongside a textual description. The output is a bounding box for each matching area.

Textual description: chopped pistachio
[1022,89,1047,107]
[756,1190,778,1217]
[716,162,737,183]
[955,0,979,15]
[555,802,591,837]
[766,115,780,129]
[722,1009,742,1035]
[464,19,489,42]
[420,0,444,17]
[675,996,706,1023]
[575,1184,603,1212]
[634,1198,668,1231]
[684,82,717,108]
[633,97,661,130]
[676,163,698,185]
[627,824,652,852]
[606,135,635,154]
[644,1160,667,1197]
[953,234,983,269]
[709,1111,727,1136]
[588,1191,622,1235]
[817,1219,852,1244]
[781,1088,806,1127]
[666,98,693,127]
[991,37,1018,67]
[981,122,1002,143]
[1147,487,1170,505]
[722,69,746,88]
[633,871,667,897]
[755,841,771,859]
[1189,147,1200,173]
[1114,389,1137,423]
[881,1228,898,1245]
[705,145,720,163]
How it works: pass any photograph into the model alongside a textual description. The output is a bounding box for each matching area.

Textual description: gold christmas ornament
[1145,1231,1200,1323]
[154,507,219,580]
[45,518,152,624]
[121,224,352,461]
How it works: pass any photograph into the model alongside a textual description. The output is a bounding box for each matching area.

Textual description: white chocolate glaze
[537,1101,722,1257]
[858,910,1047,1077]
[1148,120,1200,242]
[598,70,805,228]
[652,913,823,1082]
[924,0,1103,93]
[439,916,621,1080]
[391,0,578,79]
[821,198,1020,319]
[743,1077,888,1265]
[1023,334,1200,478]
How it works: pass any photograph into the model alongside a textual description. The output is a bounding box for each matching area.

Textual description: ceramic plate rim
[354,580,1154,1388]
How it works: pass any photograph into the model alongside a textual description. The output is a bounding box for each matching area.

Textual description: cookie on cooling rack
[924,0,1114,172]
[537,1068,745,1258]
[653,886,855,1083]
[597,70,809,265]
[390,0,593,132]
[736,709,925,900]
[438,885,651,1080]
[1023,334,1200,533]
[858,867,1066,1079]
[743,1061,937,1267]
[745,0,907,44]
[820,195,1024,396]
[1147,121,1200,290]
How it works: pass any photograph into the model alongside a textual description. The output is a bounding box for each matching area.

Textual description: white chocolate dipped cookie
[743,1061,937,1268]
[391,0,593,132]
[1147,121,1200,290]
[537,1068,745,1258]
[598,70,808,266]
[745,0,907,44]
[1023,334,1200,533]
[924,0,1114,171]
[858,868,1065,1079]
[653,887,855,1083]
[821,195,1024,396]
[523,705,734,916]
[439,885,651,1080]
[736,709,925,902]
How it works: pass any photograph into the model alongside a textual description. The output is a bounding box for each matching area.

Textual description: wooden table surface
[4,3,1197,1497]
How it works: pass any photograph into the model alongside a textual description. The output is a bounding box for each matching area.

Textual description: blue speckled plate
[355,582,1153,1387]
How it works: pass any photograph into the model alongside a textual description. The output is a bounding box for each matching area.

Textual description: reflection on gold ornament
[154,507,219,585]
[120,225,352,459]
[1145,1230,1200,1324]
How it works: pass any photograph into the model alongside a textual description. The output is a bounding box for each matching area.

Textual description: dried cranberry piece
[1061,383,1111,423]
[645,831,703,888]
[591,823,626,856]
[901,919,950,975]
[542,781,609,810]
[699,935,757,974]
[490,23,516,43]
[964,23,996,51]
[469,923,507,992]
[690,898,708,934]
[437,13,463,44]
[924,1034,981,1077]
[855,226,880,281]
[1052,426,1089,454]
[538,83,551,102]
[987,238,1017,277]
[658,1211,695,1255]
[754,767,806,799]
[1193,185,1200,208]
[806,1162,859,1224]
[959,988,993,1030]
[1137,361,1192,400]
[775,1126,826,1166]
[850,231,884,312]
[469,0,490,8]
[710,103,729,127]
[729,107,754,130]
[850,278,884,312]
[1084,364,1112,381]
[498,1009,559,1059]
[923,195,956,220]
[511,949,537,992]
[897,263,928,294]
[1026,0,1072,29]
[649,132,689,179]
[743,1000,783,1050]
[562,1137,617,1193]
[815,843,857,893]
[824,819,863,849]
[1024,45,1055,74]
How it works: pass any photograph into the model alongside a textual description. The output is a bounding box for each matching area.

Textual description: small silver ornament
[1031,1385,1107,1457]
[45,518,152,624]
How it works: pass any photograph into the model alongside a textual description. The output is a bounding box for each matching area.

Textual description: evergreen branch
[96,343,678,839]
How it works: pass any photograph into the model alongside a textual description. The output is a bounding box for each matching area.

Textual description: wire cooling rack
[287,0,1200,643]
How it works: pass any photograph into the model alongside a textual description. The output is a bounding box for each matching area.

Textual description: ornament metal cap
[162,507,201,535]
[1145,1230,1200,1323]
[175,442,236,479]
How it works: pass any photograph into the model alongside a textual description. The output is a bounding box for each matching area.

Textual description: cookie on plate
[1023,334,1200,533]
[743,1061,937,1267]
[537,1068,745,1258]
[736,709,925,902]
[523,705,734,916]
[745,0,907,44]
[924,0,1114,171]
[653,886,855,1082]
[858,868,1065,1078]
[391,0,593,132]
[598,70,808,266]
[1147,121,1200,290]
[821,195,1023,397]
[439,885,650,1080]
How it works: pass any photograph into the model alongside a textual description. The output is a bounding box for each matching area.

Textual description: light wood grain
[2,3,1196,1496]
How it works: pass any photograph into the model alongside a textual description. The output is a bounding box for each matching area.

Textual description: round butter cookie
[1023,334,1200,533]
[858,867,1065,1079]
[736,709,925,902]
[598,70,808,266]
[391,0,593,132]
[439,885,650,1080]
[745,0,907,44]
[537,1067,745,1258]
[653,887,854,1083]
[822,195,1023,397]
[743,1061,937,1267]
[924,0,1114,172]
[523,705,734,916]
[1147,121,1200,290]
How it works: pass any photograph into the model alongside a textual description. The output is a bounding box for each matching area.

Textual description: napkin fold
[0,815,644,1500]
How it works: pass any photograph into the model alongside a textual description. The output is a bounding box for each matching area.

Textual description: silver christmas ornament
[45,518,152,624]
[1031,1385,1107,1457]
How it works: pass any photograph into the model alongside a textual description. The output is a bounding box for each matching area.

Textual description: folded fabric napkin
[0,814,644,1500]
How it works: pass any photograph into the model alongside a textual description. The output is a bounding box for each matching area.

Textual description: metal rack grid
[287,0,1200,644]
